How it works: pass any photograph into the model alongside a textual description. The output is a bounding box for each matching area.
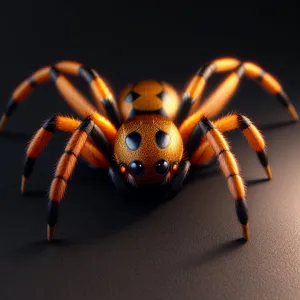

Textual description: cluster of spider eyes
[119,159,179,177]
[118,129,177,177]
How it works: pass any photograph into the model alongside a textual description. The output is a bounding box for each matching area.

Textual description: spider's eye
[129,160,144,176]
[119,163,127,174]
[125,132,141,150]
[154,159,169,175]
[155,130,170,149]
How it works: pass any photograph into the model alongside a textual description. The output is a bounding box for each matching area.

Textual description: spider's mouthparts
[127,174,138,187]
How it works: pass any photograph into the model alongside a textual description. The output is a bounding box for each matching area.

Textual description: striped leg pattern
[22,115,111,194]
[175,57,299,126]
[199,60,299,120]
[187,117,249,240]
[0,60,121,130]
[47,117,98,241]
[189,114,272,179]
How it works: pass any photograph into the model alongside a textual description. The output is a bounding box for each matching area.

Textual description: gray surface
[0,77,300,300]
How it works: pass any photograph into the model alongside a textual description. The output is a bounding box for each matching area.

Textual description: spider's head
[112,114,184,188]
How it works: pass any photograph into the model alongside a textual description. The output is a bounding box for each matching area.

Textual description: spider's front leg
[184,117,249,240]
[22,114,112,193]
[47,117,106,241]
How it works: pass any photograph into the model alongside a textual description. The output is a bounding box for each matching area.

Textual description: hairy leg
[22,115,110,193]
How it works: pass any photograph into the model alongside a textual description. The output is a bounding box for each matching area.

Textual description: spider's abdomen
[118,79,180,120]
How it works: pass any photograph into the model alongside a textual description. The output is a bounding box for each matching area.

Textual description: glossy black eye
[129,160,144,176]
[125,91,140,103]
[125,132,141,150]
[155,130,170,149]
[155,159,169,175]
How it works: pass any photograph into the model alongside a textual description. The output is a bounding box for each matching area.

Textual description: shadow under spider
[13,131,274,251]
[0,130,31,141]
[259,119,297,131]
[181,238,247,270]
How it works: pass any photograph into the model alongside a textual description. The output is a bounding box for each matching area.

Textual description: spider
[1,57,298,242]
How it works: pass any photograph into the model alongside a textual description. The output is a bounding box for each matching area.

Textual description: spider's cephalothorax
[1,57,298,242]
[114,114,183,185]
[119,79,180,120]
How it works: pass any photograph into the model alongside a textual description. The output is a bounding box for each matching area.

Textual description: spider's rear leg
[188,113,272,179]
[0,67,98,131]
[199,62,299,121]
[175,58,241,125]
[175,57,299,127]
[22,115,111,193]
[187,117,249,240]
[0,61,122,131]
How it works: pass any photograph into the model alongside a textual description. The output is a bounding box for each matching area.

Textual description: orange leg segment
[189,114,272,179]
[188,117,249,240]
[174,58,241,125]
[22,115,110,194]
[0,63,117,143]
[199,62,299,120]
[175,57,298,126]
[0,60,121,131]
[47,117,97,241]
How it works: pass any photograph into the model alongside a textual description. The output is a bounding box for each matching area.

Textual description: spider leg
[56,61,121,126]
[175,58,240,125]
[22,115,111,193]
[175,57,298,126]
[186,117,249,240]
[189,113,271,179]
[0,61,121,130]
[47,117,100,241]
[199,62,299,121]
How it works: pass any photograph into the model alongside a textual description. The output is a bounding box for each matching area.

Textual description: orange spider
[1,57,298,242]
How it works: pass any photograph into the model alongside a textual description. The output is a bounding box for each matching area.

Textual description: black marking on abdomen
[128,108,168,119]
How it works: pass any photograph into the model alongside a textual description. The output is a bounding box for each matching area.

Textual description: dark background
[1,2,300,299]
